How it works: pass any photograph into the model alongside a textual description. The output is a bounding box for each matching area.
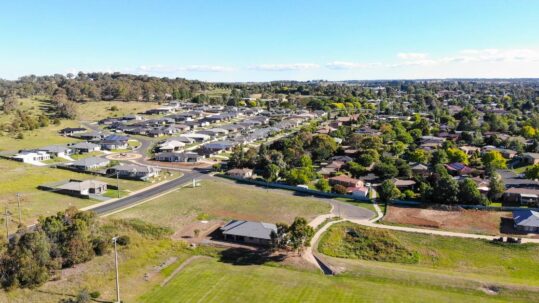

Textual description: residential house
[38,145,73,158]
[522,153,539,165]
[69,157,110,171]
[503,188,539,207]
[70,142,101,154]
[154,152,202,163]
[220,220,277,246]
[100,135,129,150]
[226,168,253,179]
[12,151,51,163]
[329,175,364,188]
[59,127,86,136]
[445,162,473,175]
[202,140,236,153]
[513,210,539,233]
[39,179,107,198]
[157,140,185,152]
[106,164,160,180]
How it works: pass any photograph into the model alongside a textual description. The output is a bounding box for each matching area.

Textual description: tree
[345,161,367,178]
[488,173,505,201]
[525,164,539,180]
[430,149,449,166]
[408,149,429,164]
[482,151,507,173]
[446,148,468,164]
[1,229,55,289]
[285,168,312,185]
[432,173,459,204]
[378,180,401,203]
[458,179,483,205]
[315,178,331,192]
[521,125,537,139]
[288,217,314,255]
[270,223,290,250]
[310,134,337,161]
[374,162,398,180]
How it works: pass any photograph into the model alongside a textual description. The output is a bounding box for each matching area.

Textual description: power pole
[112,236,121,303]
[16,193,22,225]
[116,172,120,199]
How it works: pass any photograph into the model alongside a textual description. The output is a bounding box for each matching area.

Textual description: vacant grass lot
[139,257,537,303]
[0,159,149,228]
[319,222,539,287]
[77,101,158,121]
[112,178,331,230]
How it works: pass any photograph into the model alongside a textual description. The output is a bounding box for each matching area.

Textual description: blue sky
[1,0,539,81]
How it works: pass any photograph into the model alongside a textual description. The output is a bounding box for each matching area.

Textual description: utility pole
[112,236,121,303]
[16,193,22,225]
[116,172,120,199]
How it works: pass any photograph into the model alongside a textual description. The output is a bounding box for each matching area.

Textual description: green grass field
[112,178,331,230]
[0,159,150,228]
[138,257,538,303]
[319,222,539,287]
[76,101,159,121]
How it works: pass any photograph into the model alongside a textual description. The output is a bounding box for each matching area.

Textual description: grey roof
[513,210,539,228]
[221,220,277,240]
[57,180,107,191]
[39,145,71,153]
[71,142,100,149]
[70,157,109,167]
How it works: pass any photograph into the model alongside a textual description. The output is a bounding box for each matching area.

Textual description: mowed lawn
[112,178,331,230]
[319,222,539,287]
[0,159,149,227]
[139,258,537,303]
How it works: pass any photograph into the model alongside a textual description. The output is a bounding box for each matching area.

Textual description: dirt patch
[172,220,223,241]
[479,285,500,295]
[383,206,512,235]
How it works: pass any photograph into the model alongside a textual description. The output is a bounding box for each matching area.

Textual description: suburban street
[89,170,204,215]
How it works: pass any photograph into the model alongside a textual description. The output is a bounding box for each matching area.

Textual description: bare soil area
[383,205,512,235]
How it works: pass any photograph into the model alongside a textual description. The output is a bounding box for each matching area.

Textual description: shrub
[89,291,100,299]
[116,235,130,246]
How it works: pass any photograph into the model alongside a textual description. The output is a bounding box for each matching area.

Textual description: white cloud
[326,61,381,70]
[397,52,429,60]
[135,64,236,74]
[443,48,539,63]
[248,63,320,71]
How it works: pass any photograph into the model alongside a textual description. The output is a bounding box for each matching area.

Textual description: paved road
[90,170,204,215]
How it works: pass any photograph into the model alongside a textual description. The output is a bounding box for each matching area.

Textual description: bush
[92,238,109,256]
[90,291,100,299]
[116,235,130,246]
[333,184,348,194]
[111,219,173,239]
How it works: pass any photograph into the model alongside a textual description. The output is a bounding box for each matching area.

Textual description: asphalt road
[90,170,203,215]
